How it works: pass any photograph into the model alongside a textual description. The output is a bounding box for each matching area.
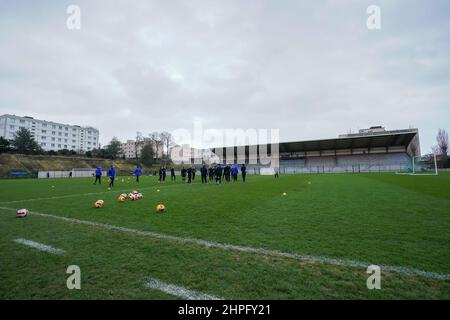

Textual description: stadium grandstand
[199,126,421,174]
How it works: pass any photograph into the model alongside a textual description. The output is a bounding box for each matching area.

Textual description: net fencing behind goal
[396,154,438,176]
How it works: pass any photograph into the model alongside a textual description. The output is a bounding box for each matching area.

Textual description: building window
[42,130,46,133]
[9,125,14,130]
[58,144,61,148]
[65,127,68,131]
[58,132,62,136]
[20,120,25,123]
[51,137,55,141]
[41,143,46,146]
[42,136,46,140]
[65,133,68,137]
[51,144,55,147]
[58,138,61,142]
[64,139,68,142]
[42,124,47,127]
[52,125,56,129]
[52,131,56,135]
[59,126,62,129]
[64,145,67,148]
[72,145,75,149]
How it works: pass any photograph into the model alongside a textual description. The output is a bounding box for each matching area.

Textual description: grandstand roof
[211,129,418,154]
[278,130,418,153]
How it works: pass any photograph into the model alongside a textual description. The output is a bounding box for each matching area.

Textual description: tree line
[1,127,448,168]
[432,128,449,167]
[85,131,175,167]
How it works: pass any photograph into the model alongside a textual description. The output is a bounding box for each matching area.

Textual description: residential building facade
[0,114,99,153]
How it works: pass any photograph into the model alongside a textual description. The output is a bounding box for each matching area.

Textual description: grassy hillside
[0,154,152,177]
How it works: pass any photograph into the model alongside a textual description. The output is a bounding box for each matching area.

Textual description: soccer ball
[17,208,29,218]
[128,193,134,199]
[120,193,127,198]
[155,204,165,213]
[132,190,138,194]
[117,195,126,202]
[136,193,143,199]
[130,194,138,201]
[282,192,287,196]
[94,200,104,208]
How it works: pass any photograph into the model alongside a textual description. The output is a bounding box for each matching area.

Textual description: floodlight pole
[412,156,415,174]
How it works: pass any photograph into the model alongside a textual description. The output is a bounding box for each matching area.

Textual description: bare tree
[431,145,440,155]
[149,132,162,161]
[437,128,448,165]
[160,131,174,165]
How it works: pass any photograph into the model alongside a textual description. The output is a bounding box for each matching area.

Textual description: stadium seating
[256,153,411,174]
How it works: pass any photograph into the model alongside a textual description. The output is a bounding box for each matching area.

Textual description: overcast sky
[0,0,449,153]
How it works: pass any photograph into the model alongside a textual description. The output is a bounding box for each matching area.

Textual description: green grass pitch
[0,173,449,299]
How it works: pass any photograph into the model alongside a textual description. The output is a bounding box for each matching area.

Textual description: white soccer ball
[16,208,29,218]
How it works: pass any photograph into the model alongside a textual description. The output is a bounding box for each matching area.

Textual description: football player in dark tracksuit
[181,167,187,182]
[208,166,215,181]
[187,167,192,183]
[215,164,223,185]
[108,166,116,187]
[170,167,176,181]
[231,164,238,182]
[241,164,247,182]
[134,166,141,182]
[224,165,231,182]
[93,167,102,184]
[200,164,208,184]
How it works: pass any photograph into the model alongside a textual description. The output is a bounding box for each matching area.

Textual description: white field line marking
[13,238,65,255]
[144,277,223,300]
[0,185,159,204]
[1,207,449,281]
[0,180,194,205]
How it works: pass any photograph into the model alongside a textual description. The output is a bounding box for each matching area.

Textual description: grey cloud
[0,0,449,152]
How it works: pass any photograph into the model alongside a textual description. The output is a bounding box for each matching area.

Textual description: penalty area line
[13,238,65,255]
[1,206,449,281]
[0,181,194,205]
[144,277,223,300]
[0,185,158,205]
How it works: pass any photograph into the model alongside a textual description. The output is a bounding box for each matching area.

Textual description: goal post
[412,154,438,175]
[397,154,438,175]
